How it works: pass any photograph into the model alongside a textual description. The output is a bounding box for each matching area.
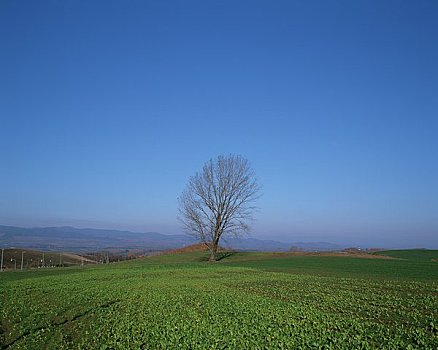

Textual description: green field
[373,249,438,262]
[1,250,437,349]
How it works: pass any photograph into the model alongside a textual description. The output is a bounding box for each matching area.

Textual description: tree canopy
[178,154,261,261]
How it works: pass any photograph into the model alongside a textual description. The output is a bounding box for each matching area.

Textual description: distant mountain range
[0,225,345,252]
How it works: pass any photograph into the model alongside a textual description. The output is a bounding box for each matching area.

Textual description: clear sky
[1,1,437,248]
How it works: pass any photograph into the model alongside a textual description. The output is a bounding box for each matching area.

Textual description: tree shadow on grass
[216,251,236,261]
[197,251,236,262]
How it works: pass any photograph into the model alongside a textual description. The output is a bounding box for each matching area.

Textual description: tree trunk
[209,242,218,262]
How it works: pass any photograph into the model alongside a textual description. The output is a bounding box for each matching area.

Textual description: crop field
[1,250,437,349]
[373,249,438,262]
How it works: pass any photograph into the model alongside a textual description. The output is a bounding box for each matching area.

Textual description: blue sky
[1,1,437,248]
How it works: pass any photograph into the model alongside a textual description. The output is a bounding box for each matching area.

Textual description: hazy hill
[0,225,344,252]
[0,225,192,252]
[220,237,342,252]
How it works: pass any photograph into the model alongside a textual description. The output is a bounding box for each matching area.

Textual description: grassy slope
[1,250,437,349]
[374,249,438,262]
[225,253,438,281]
[145,250,438,281]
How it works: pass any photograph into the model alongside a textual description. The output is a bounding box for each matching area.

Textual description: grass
[146,250,438,280]
[374,249,438,262]
[225,253,438,281]
[1,250,437,349]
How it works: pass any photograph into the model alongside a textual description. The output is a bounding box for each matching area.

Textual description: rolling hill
[0,225,344,252]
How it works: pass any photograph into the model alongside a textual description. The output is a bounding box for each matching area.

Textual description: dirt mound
[166,243,210,254]
[165,243,230,255]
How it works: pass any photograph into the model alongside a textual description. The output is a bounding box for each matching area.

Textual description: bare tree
[178,154,261,261]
